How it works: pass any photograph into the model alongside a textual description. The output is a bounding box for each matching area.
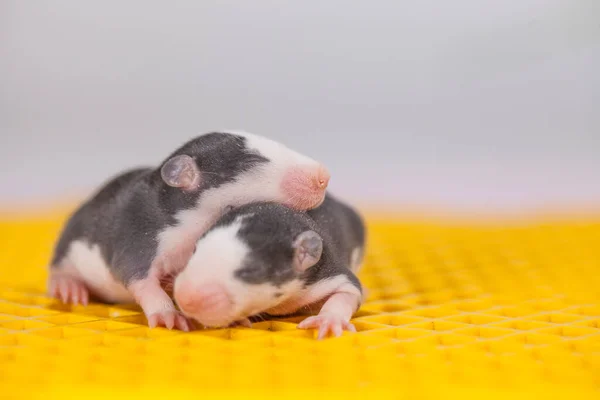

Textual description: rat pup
[173,193,366,339]
[48,131,330,331]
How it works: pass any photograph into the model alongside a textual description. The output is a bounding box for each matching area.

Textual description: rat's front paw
[297,313,356,339]
[147,310,193,331]
[48,274,89,306]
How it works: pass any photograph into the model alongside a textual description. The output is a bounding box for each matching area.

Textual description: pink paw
[49,274,89,306]
[297,313,356,339]
[147,310,193,331]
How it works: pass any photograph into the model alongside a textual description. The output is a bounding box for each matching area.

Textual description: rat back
[50,167,152,268]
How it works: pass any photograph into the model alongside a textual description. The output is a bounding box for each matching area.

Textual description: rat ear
[160,154,201,190]
[292,230,323,272]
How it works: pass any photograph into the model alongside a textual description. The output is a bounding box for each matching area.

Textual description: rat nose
[176,282,232,318]
[314,166,330,190]
[280,163,330,210]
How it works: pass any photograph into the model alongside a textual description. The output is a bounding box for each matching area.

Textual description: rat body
[48,131,330,330]
[174,193,366,338]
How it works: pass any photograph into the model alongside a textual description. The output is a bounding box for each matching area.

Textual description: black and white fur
[48,131,329,330]
[173,193,366,336]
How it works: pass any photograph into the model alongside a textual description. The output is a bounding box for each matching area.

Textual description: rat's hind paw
[48,274,89,306]
[147,310,193,331]
[297,313,356,339]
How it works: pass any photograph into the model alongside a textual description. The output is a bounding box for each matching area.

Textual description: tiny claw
[164,313,175,330]
[147,310,193,331]
[148,314,158,329]
[317,324,329,340]
[175,314,191,332]
[332,323,342,338]
[59,282,69,303]
[70,282,80,304]
[298,314,356,339]
[80,288,89,306]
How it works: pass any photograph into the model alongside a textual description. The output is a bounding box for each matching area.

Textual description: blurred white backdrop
[1,0,599,212]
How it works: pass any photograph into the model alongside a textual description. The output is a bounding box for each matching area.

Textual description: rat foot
[48,273,89,305]
[228,318,252,328]
[147,310,193,331]
[129,277,193,332]
[297,313,356,339]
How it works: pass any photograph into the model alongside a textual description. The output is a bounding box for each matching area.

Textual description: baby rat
[173,193,366,339]
[48,131,330,331]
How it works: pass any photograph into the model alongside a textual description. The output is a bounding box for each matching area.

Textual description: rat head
[159,131,329,211]
[173,203,323,328]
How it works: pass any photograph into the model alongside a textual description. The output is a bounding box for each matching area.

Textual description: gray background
[1,0,599,213]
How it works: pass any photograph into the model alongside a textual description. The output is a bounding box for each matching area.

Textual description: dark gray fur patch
[50,132,270,286]
[220,194,365,294]
[223,203,304,287]
[157,132,269,213]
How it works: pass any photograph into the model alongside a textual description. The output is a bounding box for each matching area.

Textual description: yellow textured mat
[0,208,599,399]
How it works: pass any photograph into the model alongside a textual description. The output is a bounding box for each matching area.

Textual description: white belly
[65,240,134,303]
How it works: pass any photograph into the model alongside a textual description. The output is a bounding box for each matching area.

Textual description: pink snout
[175,282,233,326]
[281,164,330,210]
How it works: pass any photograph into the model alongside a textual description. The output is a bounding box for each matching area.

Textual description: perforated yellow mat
[0,208,599,399]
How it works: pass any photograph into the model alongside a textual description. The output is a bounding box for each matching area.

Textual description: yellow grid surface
[0,208,599,399]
